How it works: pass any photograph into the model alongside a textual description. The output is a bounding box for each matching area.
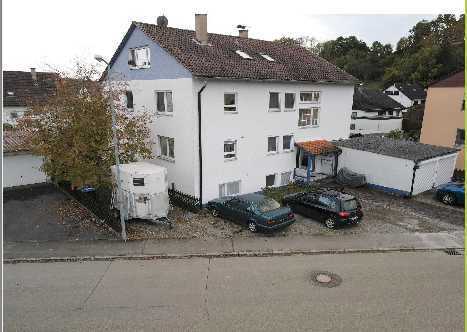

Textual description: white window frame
[298,107,319,128]
[268,92,281,112]
[158,135,175,161]
[235,50,252,59]
[219,180,241,197]
[155,91,173,114]
[128,46,151,69]
[284,92,296,111]
[350,123,356,130]
[265,174,276,187]
[224,92,237,113]
[224,140,237,161]
[267,136,279,154]
[260,53,275,61]
[282,135,294,152]
[351,111,357,119]
[299,91,321,103]
[280,171,292,186]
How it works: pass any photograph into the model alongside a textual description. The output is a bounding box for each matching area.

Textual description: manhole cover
[310,271,342,288]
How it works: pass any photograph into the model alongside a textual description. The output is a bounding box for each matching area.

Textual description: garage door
[3,153,47,188]
[412,154,457,195]
[435,156,457,186]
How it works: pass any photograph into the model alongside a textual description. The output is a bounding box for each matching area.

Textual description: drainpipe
[409,161,420,198]
[197,81,208,206]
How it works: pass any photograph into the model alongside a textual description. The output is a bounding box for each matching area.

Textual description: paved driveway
[4,184,116,242]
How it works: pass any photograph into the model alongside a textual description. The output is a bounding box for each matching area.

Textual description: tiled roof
[296,140,339,155]
[111,22,356,83]
[334,135,459,162]
[394,82,426,100]
[353,86,404,112]
[3,71,58,107]
[430,71,464,88]
[3,129,33,153]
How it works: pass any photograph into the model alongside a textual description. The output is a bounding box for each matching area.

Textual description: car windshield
[341,199,358,211]
[255,198,281,213]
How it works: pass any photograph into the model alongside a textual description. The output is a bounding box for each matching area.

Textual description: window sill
[268,109,281,112]
[282,149,294,153]
[157,112,174,117]
[224,111,239,115]
[284,108,296,112]
[224,157,237,162]
[129,65,151,70]
[266,151,279,156]
[298,124,319,129]
[157,156,175,163]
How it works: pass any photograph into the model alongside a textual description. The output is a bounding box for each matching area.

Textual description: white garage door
[3,153,47,188]
[412,154,457,195]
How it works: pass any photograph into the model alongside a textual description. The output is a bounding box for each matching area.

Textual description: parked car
[436,182,464,206]
[207,193,295,232]
[282,190,363,229]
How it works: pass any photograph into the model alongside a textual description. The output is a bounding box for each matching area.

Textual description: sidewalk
[4,231,464,263]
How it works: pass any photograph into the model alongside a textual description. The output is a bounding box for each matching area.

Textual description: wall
[350,110,402,135]
[420,85,465,170]
[384,85,413,108]
[3,153,47,187]
[196,78,355,203]
[337,147,414,194]
[412,154,457,195]
[3,106,27,125]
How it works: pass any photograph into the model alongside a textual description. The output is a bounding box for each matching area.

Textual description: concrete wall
[420,85,465,170]
[337,147,415,195]
[197,79,354,203]
[3,153,47,187]
[3,106,28,125]
[350,110,402,135]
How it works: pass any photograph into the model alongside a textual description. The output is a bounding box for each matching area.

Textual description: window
[350,123,355,130]
[260,54,275,61]
[219,180,241,197]
[235,50,252,59]
[298,108,319,127]
[393,91,399,95]
[378,111,385,116]
[156,91,173,113]
[125,91,134,109]
[388,110,394,116]
[396,111,401,117]
[351,111,357,119]
[224,93,237,112]
[283,135,293,151]
[462,99,465,111]
[385,91,393,95]
[318,195,337,210]
[159,136,175,160]
[224,140,237,160]
[266,174,276,187]
[300,91,320,103]
[284,93,295,110]
[413,100,419,105]
[455,129,464,146]
[280,172,292,186]
[269,92,280,111]
[128,47,150,68]
[267,136,279,153]
[133,178,144,186]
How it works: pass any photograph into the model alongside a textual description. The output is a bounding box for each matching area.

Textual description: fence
[168,188,201,212]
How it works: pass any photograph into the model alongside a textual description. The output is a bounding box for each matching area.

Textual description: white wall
[126,78,197,196]
[383,85,413,108]
[337,147,415,194]
[350,110,402,135]
[197,79,354,203]
[412,154,458,195]
[3,153,47,187]
[3,106,27,125]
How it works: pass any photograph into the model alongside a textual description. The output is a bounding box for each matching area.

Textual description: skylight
[235,50,252,59]
[260,54,275,62]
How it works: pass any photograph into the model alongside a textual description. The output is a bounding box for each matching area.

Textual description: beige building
[420,71,465,170]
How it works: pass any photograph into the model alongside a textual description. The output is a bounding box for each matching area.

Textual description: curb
[3,247,463,264]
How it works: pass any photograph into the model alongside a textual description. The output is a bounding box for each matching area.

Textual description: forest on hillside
[276,15,464,87]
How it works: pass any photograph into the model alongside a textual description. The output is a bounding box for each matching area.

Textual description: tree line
[275,14,464,87]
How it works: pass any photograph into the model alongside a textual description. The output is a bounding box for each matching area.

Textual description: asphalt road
[4,251,464,331]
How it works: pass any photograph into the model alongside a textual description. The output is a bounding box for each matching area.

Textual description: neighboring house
[383,82,427,108]
[350,86,404,135]
[105,14,356,204]
[3,69,58,125]
[402,103,425,138]
[420,71,465,171]
[335,135,459,196]
[3,130,47,188]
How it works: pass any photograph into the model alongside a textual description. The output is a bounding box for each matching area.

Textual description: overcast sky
[2,0,463,72]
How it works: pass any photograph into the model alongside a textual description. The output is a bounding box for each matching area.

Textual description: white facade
[3,106,27,126]
[337,147,458,196]
[383,84,425,109]
[3,153,47,187]
[350,109,402,135]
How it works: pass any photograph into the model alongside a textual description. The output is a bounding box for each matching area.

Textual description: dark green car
[207,193,295,232]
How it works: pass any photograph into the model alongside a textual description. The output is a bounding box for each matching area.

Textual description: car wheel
[325,217,336,229]
[441,193,455,205]
[248,221,257,233]
[211,208,219,217]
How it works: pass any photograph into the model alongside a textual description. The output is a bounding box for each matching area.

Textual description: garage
[334,135,459,197]
[3,130,47,188]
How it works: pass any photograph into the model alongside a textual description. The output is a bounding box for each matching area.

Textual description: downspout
[409,161,420,198]
[197,81,208,206]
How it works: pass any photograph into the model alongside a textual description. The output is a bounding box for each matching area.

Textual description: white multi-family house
[383,82,427,108]
[105,14,356,204]
[350,86,404,135]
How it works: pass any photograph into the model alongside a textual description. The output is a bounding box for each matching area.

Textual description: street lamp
[94,54,127,241]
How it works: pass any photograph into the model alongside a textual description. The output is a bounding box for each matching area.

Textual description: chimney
[157,15,168,27]
[237,25,248,38]
[195,14,208,45]
[30,68,37,81]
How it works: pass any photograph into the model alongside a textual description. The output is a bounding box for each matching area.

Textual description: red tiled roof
[3,129,33,153]
[295,140,339,155]
[109,22,356,83]
[430,71,464,88]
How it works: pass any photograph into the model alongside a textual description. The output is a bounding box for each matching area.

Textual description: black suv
[282,190,363,229]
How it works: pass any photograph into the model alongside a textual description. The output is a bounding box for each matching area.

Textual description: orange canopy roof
[295,139,339,155]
